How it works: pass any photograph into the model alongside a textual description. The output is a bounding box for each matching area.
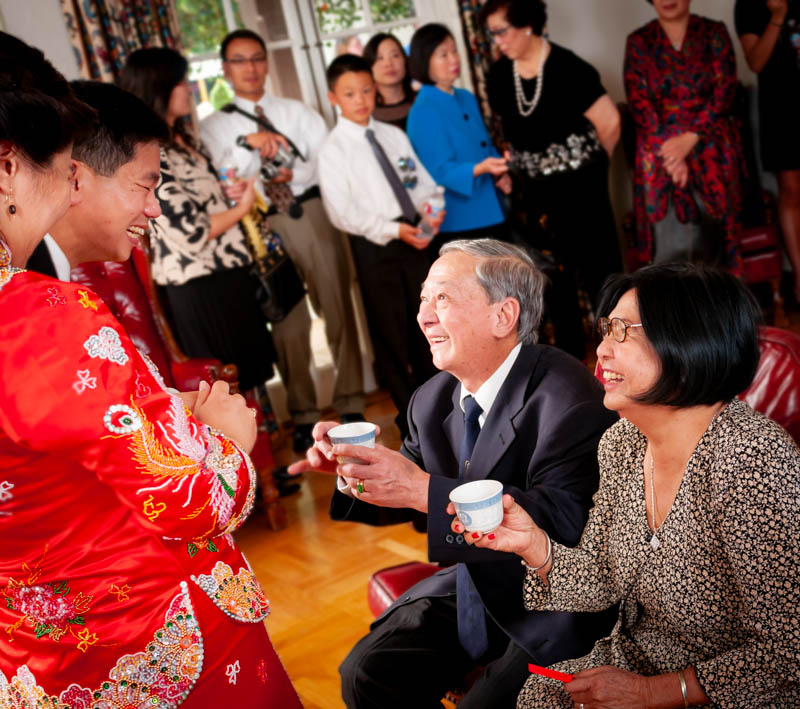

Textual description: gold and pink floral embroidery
[0,582,203,708]
[72,369,97,395]
[191,560,269,623]
[3,549,96,648]
[46,287,66,308]
[76,290,98,311]
[108,584,131,602]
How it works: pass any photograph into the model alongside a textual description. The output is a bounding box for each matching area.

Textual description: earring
[3,193,15,216]
[526,30,532,36]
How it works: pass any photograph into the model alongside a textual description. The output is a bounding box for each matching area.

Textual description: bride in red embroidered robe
[0,33,301,707]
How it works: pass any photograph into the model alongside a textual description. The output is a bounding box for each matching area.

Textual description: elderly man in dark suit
[292,239,618,708]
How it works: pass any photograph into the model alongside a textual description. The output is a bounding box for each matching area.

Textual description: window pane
[175,0,228,57]
[315,0,366,36]
[320,22,415,68]
[254,0,290,42]
[267,48,303,101]
[369,0,415,23]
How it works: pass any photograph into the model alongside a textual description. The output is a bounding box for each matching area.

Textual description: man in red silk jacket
[1,82,300,706]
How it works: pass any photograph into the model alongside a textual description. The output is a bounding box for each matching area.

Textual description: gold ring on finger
[357,479,365,494]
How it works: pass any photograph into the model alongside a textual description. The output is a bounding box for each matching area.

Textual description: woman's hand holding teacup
[448,494,544,560]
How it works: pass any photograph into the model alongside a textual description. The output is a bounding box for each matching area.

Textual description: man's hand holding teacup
[287,420,345,476]
[334,445,430,513]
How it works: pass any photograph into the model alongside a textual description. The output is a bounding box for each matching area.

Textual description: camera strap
[221,103,307,162]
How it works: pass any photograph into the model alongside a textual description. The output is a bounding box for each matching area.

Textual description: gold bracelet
[678,669,689,708]
[771,20,784,28]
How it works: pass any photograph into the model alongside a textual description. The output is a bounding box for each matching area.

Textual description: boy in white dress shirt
[318,54,444,436]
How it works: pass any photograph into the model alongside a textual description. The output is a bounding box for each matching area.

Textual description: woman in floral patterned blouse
[457,263,800,707]
[625,0,745,275]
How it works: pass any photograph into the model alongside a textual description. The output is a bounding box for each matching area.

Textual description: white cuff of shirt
[337,475,355,498]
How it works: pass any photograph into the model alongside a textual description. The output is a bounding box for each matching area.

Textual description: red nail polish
[471,532,480,539]
[488,533,496,540]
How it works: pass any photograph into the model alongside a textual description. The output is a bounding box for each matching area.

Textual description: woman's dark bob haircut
[479,0,548,36]
[119,47,188,123]
[363,33,414,105]
[409,23,453,85]
[0,31,95,168]
[596,263,762,407]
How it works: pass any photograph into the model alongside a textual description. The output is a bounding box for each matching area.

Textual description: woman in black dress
[481,0,622,359]
[736,0,800,304]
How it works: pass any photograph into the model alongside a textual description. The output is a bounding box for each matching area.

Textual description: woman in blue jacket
[407,23,510,255]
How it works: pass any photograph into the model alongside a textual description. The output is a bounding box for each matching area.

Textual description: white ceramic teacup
[449,479,504,533]
[327,421,377,464]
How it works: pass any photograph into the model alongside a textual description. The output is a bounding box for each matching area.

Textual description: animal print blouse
[519,399,800,708]
[149,144,252,286]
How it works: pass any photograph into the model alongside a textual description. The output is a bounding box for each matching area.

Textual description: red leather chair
[740,224,789,328]
[739,326,800,445]
[71,244,287,530]
[367,561,440,618]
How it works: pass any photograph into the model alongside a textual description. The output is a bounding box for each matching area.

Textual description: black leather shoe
[340,412,365,424]
[277,481,301,497]
[273,465,302,483]
[292,423,315,453]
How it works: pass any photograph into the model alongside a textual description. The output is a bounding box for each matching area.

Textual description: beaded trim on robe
[191,560,270,623]
[0,581,203,708]
[0,238,23,293]
[509,128,604,180]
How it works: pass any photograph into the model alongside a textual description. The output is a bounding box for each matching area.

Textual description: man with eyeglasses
[201,29,367,453]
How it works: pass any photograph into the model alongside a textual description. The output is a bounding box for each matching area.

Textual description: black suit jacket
[331,344,619,666]
[27,240,57,278]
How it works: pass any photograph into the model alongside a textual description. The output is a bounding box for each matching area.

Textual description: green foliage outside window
[175,0,245,57]
[369,0,415,24]
[315,0,415,35]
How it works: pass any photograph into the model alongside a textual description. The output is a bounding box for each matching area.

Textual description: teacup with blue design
[449,479,504,533]
[328,421,377,464]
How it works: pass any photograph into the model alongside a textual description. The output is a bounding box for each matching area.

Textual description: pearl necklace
[513,37,548,117]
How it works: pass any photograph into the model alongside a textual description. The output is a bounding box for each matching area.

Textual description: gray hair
[439,239,545,345]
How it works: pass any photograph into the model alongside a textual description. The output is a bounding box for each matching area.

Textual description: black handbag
[241,193,306,322]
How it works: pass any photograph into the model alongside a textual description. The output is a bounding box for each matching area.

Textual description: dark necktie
[253,104,296,215]
[456,396,489,660]
[364,128,418,224]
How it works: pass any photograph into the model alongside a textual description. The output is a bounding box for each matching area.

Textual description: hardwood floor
[235,309,800,708]
[234,391,427,709]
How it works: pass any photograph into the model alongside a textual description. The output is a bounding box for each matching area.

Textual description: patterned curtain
[458,0,503,144]
[61,0,182,83]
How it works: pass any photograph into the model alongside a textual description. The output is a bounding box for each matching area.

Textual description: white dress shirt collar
[233,93,270,115]
[335,115,376,137]
[459,342,522,428]
[43,233,72,282]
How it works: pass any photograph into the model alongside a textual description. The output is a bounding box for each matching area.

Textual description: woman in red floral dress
[0,33,301,707]
[625,0,745,274]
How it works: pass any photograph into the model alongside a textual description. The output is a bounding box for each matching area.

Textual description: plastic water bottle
[420,186,446,238]
[218,149,238,203]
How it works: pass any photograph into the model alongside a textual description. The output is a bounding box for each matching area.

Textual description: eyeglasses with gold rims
[596,317,643,343]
